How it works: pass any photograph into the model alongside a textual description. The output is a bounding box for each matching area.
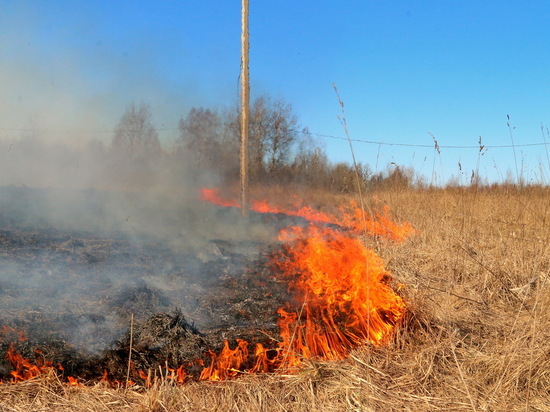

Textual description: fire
[199,339,250,381]
[1,332,82,385]
[0,326,27,342]
[1,343,188,387]
[67,376,81,386]
[200,187,240,208]
[200,187,414,241]
[197,188,412,380]
[201,187,335,224]
[0,188,412,386]
[167,365,187,384]
[139,364,188,387]
[1,329,66,383]
[6,345,58,382]
[272,225,406,363]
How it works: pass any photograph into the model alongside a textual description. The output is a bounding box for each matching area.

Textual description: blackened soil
[0,187,292,382]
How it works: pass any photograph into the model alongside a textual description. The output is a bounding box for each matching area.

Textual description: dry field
[0,186,548,411]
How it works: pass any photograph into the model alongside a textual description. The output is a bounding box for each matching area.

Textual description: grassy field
[0,185,548,411]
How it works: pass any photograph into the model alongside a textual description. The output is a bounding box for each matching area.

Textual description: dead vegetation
[0,185,549,411]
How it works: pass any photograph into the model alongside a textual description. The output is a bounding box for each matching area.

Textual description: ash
[0,186,291,380]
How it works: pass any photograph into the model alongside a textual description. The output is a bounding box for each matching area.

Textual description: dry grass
[0,186,548,411]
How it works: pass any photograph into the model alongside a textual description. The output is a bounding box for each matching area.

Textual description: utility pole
[240,0,250,217]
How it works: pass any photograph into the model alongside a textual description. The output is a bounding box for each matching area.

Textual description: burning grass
[196,188,411,379]
[0,185,549,411]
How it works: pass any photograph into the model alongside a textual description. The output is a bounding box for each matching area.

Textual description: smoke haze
[0,1,270,357]
[0,142,278,354]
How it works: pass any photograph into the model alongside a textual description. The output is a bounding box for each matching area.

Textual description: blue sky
[1,1,550,183]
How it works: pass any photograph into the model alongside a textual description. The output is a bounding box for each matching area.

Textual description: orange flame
[168,365,187,384]
[0,326,28,342]
[200,188,334,224]
[67,376,81,386]
[1,330,82,385]
[200,188,240,208]
[196,188,412,380]
[272,226,406,364]
[199,339,249,381]
[200,188,414,242]
[197,225,407,379]
[100,369,109,382]
[1,189,412,385]
[6,345,57,382]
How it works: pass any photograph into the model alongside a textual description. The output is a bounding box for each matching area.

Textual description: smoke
[0,2,199,150]
[0,133,279,357]
[0,3,270,359]
[0,138,283,383]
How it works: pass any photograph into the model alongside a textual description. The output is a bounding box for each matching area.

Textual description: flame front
[198,188,412,379]
[272,225,406,366]
[1,189,412,385]
[200,187,414,241]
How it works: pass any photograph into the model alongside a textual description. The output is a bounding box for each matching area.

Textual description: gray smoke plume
[0,3,266,358]
[0,137,278,355]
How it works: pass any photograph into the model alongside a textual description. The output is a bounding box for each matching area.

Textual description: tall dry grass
[0,186,548,411]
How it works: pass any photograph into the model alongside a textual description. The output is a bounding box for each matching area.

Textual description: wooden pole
[240,0,250,217]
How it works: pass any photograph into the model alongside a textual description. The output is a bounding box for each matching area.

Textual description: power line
[305,131,550,149]
[1,126,549,150]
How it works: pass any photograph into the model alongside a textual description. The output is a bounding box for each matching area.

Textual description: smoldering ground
[0,138,288,366]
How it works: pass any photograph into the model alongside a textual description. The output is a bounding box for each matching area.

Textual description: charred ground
[0,186,295,382]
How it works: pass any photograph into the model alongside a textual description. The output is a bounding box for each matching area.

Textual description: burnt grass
[0,187,293,382]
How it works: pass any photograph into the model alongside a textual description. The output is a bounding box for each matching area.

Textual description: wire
[1,126,549,150]
[306,131,550,149]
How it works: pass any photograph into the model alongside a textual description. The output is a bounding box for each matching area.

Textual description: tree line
[111,97,414,192]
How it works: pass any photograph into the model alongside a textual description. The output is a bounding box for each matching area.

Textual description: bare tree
[263,98,299,172]
[178,108,221,169]
[248,96,269,174]
[112,103,161,156]
[177,96,329,185]
[240,95,301,176]
[177,107,239,176]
